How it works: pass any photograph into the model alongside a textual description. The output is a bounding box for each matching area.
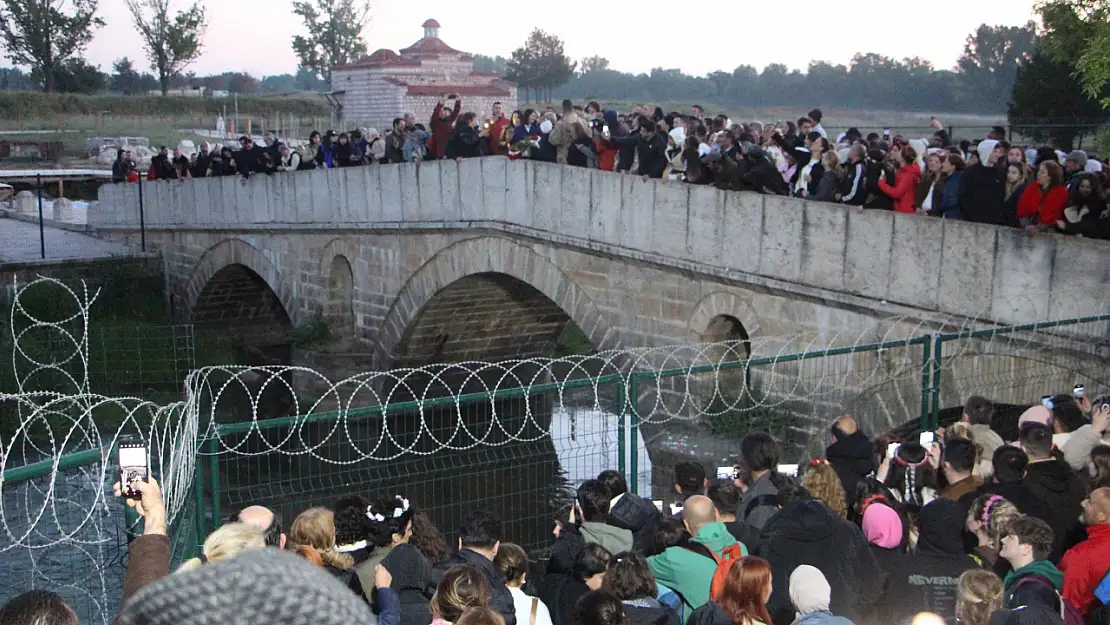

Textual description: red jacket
[1059,523,1110,616]
[878,163,921,213]
[489,116,512,155]
[1017,183,1069,225]
[429,100,461,159]
[595,137,618,171]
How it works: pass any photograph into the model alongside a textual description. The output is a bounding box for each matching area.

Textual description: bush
[0,92,332,119]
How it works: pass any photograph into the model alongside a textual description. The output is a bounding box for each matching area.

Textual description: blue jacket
[938,170,964,219]
[511,123,540,144]
[793,611,856,625]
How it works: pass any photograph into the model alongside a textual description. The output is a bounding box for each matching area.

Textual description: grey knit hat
[118,547,372,625]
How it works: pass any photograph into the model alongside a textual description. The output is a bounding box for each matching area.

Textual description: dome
[421,19,441,28]
[366,48,400,62]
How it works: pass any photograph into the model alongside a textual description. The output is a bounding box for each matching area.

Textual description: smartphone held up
[118,437,149,500]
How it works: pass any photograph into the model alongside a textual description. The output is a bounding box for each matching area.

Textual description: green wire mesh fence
[5,276,1110,625]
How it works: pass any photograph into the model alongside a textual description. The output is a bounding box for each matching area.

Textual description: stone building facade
[330,20,518,132]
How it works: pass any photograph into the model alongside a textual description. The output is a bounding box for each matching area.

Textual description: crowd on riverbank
[5,389,1110,625]
[108,98,1110,240]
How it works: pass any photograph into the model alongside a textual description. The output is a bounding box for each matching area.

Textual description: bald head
[911,613,946,625]
[234,505,285,548]
[1087,487,1110,524]
[682,495,719,534]
[833,416,858,438]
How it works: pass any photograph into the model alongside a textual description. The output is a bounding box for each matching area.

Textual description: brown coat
[914,173,946,212]
[115,534,171,622]
[940,475,983,502]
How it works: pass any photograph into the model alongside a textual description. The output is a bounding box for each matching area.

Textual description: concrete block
[439,159,462,220]
[560,165,591,240]
[758,195,804,282]
[720,192,762,274]
[194,177,214,225]
[457,158,483,221]
[363,166,384,222]
[480,157,507,222]
[619,176,654,253]
[937,220,997,317]
[15,190,35,215]
[991,228,1053,324]
[415,160,441,221]
[324,167,348,223]
[504,160,530,228]
[685,185,723,266]
[589,170,621,244]
[800,201,847,291]
[844,208,894,299]
[293,169,317,223]
[379,164,403,221]
[339,166,366,223]
[51,197,73,222]
[888,215,943,309]
[651,182,689,259]
[398,163,420,221]
[531,163,561,233]
[1048,236,1110,320]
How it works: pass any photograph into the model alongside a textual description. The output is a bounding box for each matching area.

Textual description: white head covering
[790,565,831,614]
[539,119,553,134]
[838,147,850,164]
[669,127,686,146]
[977,140,999,166]
[1026,148,1038,164]
[909,139,928,169]
[1087,159,1104,173]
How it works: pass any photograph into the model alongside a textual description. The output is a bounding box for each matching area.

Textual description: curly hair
[968,494,1020,554]
[410,509,449,564]
[601,552,657,601]
[367,495,414,548]
[431,565,491,622]
[801,461,847,518]
[333,494,373,548]
[956,569,1003,625]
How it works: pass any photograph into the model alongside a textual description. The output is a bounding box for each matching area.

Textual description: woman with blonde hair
[955,569,1002,625]
[290,506,355,579]
[801,459,847,518]
[495,543,554,625]
[177,522,266,572]
[432,565,492,625]
[812,151,842,203]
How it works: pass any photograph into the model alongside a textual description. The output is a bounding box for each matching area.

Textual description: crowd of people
[106,97,1110,240]
[4,389,1110,625]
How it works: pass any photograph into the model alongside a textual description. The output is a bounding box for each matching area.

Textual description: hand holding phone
[118,438,149,500]
[113,475,167,536]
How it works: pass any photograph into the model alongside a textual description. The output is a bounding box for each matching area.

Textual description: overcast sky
[78,0,1040,78]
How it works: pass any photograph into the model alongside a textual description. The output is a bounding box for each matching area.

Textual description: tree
[1039,0,1110,107]
[956,22,1037,112]
[291,0,370,85]
[506,29,575,102]
[112,57,143,94]
[0,66,32,90]
[473,54,508,75]
[51,58,105,93]
[1009,49,1110,150]
[125,0,208,95]
[0,0,104,92]
[579,56,609,75]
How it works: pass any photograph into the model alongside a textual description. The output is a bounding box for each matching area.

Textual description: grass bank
[0,92,331,118]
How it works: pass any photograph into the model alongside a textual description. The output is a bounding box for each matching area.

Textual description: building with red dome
[330,20,517,131]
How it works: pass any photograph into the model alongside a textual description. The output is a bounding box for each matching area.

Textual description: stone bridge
[88,159,1110,425]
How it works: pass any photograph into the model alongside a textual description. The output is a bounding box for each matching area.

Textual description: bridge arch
[376,236,617,369]
[181,238,296,343]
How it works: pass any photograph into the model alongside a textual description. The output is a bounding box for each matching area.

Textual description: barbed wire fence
[2,277,1110,623]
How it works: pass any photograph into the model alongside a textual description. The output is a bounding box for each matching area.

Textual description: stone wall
[93,159,1110,330]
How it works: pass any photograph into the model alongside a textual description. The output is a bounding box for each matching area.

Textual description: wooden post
[57,179,64,199]
[246,119,252,137]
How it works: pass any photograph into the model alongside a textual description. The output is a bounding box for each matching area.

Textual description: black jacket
[235,145,269,178]
[863,164,895,210]
[874,499,981,624]
[446,125,484,160]
[540,574,589,625]
[960,164,1007,225]
[840,161,867,205]
[637,133,669,179]
[756,499,883,625]
[686,603,732,625]
[192,151,211,178]
[608,494,661,555]
[623,599,679,625]
[960,482,1054,527]
[743,154,788,195]
[436,549,517,625]
[826,432,874,505]
[724,519,762,554]
[1023,459,1087,561]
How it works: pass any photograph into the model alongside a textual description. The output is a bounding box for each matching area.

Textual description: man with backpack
[1000,514,1080,625]
[648,495,746,620]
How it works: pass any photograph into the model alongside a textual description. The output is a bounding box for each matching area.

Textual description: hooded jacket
[648,522,746,618]
[580,521,634,556]
[622,597,680,625]
[878,162,922,213]
[351,544,435,625]
[1017,183,1070,226]
[1023,459,1087,561]
[608,494,661,555]
[1003,560,1064,613]
[738,472,782,531]
[825,432,874,504]
[756,499,882,625]
[960,140,1007,225]
[874,499,981,624]
[1058,523,1110,616]
[436,548,517,625]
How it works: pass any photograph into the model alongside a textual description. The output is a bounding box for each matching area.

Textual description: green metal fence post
[207,435,221,534]
[919,338,933,432]
[930,333,944,431]
[628,372,641,496]
[617,380,626,479]
[194,437,208,550]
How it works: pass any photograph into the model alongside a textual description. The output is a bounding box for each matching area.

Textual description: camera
[1074,385,1086,398]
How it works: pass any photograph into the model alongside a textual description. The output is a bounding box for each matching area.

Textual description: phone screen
[887,442,901,460]
[777,464,799,477]
[118,444,148,499]
[716,466,736,479]
[919,432,936,447]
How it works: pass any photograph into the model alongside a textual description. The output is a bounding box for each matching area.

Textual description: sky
[79,0,1041,78]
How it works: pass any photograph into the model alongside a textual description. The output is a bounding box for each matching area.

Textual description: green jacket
[648,522,746,621]
[1003,559,1064,590]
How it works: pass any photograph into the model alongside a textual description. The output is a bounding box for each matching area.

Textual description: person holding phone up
[112,477,171,614]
